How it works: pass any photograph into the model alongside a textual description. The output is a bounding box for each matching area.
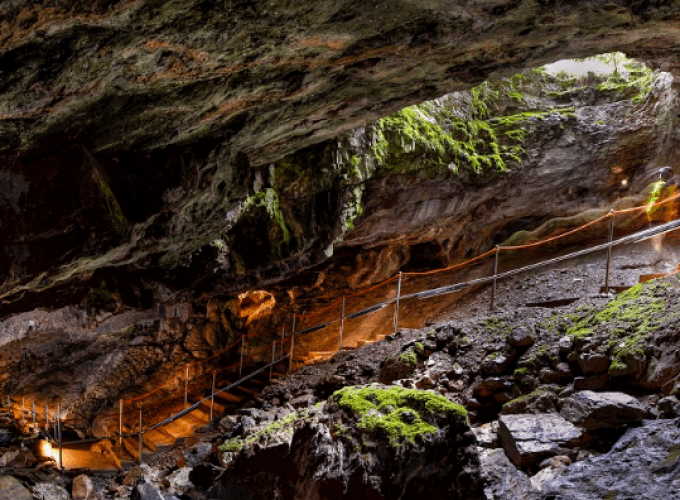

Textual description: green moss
[91,165,129,236]
[399,351,418,365]
[513,367,529,378]
[219,411,305,454]
[553,281,669,360]
[665,444,680,465]
[332,386,466,446]
[415,342,424,351]
[81,282,116,310]
[243,187,292,256]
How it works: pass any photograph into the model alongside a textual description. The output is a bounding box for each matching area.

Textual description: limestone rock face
[560,390,650,430]
[498,414,583,467]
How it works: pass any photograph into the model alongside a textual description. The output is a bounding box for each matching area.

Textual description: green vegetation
[365,72,580,180]
[332,386,466,446]
[399,351,418,365]
[81,282,117,310]
[513,367,529,378]
[544,281,673,368]
[219,411,306,454]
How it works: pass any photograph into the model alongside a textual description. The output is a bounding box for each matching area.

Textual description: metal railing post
[491,246,500,311]
[239,337,245,376]
[338,295,345,350]
[57,402,63,472]
[280,327,285,359]
[184,366,189,407]
[21,398,24,419]
[32,400,35,428]
[138,407,143,464]
[119,400,123,446]
[45,402,49,432]
[605,209,615,294]
[394,272,402,334]
[210,372,216,423]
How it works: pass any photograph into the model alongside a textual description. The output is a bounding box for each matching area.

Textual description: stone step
[355,340,375,347]
[214,391,242,404]
[234,385,259,397]
[144,427,176,448]
[122,438,141,462]
[159,419,193,440]
[141,432,157,453]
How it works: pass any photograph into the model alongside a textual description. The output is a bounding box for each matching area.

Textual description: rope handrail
[5,192,679,468]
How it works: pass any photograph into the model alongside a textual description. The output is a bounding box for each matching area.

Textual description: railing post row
[119,400,123,447]
[394,272,402,334]
[210,371,216,423]
[57,402,63,472]
[338,295,346,350]
[184,366,189,408]
[138,407,143,464]
[605,209,615,294]
[491,245,500,312]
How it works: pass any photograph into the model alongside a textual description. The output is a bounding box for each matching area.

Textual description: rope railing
[4,191,679,469]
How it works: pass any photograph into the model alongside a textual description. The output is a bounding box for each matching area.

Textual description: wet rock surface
[498,414,583,467]
[542,418,680,500]
[560,390,650,430]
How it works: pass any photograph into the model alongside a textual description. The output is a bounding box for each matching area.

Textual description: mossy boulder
[379,351,418,384]
[329,384,467,447]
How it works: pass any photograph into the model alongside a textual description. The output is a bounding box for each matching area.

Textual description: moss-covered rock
[330,385,466,447]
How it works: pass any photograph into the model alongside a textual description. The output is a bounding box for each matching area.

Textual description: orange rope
[614,192,680,214]
[402,248,497,277]
[501,213,611,251]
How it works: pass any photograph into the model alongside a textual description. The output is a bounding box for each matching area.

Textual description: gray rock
[185,442,213,466]
[498,414,583,467]
[0,476,32,500]
[558,336,573,353]
[131,478,163,500]
[560,391,650,430]
[542,418,680,499]
[482,349,517,376]
[165,467,194,496]
[573,374,607,391]
[529,465,567,494]
[71,475,94,500]
[32,483,70,500]
[0,429,15,445]
[472,421,499,449]
[479,448,539,500]
[658,395,680,418]
[577,353,609,375]
[507,327,535,348]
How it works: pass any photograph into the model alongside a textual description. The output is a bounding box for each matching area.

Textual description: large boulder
[542,418,680,500]
[212,386,481,499]
[560,391,650,430]
[498,414,583,467]
[0,476,32,500]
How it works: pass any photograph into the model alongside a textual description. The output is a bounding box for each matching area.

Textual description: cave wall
[3,1,680,308]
